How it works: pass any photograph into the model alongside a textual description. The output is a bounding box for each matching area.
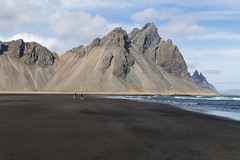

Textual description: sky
[0,0,239,91]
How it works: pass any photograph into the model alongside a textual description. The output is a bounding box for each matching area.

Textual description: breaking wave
[104,94,240,122]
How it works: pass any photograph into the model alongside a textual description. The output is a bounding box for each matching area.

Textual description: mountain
[0,39,59,91]
[0,23,217,94]
[189,70,217,92]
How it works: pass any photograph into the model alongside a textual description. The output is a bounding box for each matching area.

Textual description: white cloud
[0,0,124,52]
[191,32,240,40]
[129,6,240,42]
[185,59,199,70]
[50,11,118,45]
[61,0,131,10]
[130,8,160,22]
[129,0,240,9]
[0,0,60,33]
[201,68,221,75]
[181,0,240,9]
[158,19,209,39]
[0,33,62,53]
[130,7,182,23]
[192,10,240,20]
[157,19,240,41]
[130,8,240,41]
[183,48,240,57]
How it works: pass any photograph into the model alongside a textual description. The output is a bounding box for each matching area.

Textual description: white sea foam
[104,95,240,122]
[206,97,231,101]
[233,97,240,101]
[174,96,240,101]
[105,95,125,99]
[185,102,198,105]
[207,111,240,121]
[207,96,240,101]
[174,96,201,100]
[174,96,195,99]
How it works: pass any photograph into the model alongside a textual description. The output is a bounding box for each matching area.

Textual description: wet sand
[0,94,240,160]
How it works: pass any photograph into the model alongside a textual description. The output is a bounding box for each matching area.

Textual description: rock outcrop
[153,39,189,79]
[0,23,217,94]
[0,40,59,91]
[130,23,161,54]
[129,23,188,79]
[189,70,217,92]
[0,39,57,66]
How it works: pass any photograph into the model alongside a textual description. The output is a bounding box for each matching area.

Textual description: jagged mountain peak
[128,23,157,40]
[0,39,59,91]
[193,70,199,76]
[192,70,206,82]
[141,22,157,31]
[106,27,128,38]
[0,39,58,67]
[112,27,125,33]
[130,22,160,54]
[128,28,141,41]
[0,39,24,58]
[64,44,85,57]
[101,27,130,51]
[165,39,173,45]
[128,24,189,80]
[65,38,102,59]
[12,39,24,44]
[193,70,199,75]
[189,70,217,92]
[133,22,160,41]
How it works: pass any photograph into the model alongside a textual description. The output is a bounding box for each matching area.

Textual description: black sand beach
[0,94,240,160]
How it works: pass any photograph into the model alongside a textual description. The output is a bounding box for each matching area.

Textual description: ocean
[105,95,240,122]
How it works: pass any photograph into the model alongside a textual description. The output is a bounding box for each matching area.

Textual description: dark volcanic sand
[0,94,240,160]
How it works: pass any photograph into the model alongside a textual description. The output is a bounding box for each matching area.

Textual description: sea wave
[207,111,240,121]
[174,96,240,101]
[104,95,240,122]
[233,97,240,101]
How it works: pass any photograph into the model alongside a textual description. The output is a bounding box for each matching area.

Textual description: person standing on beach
[73,93,77,99]
[80,94,84,100]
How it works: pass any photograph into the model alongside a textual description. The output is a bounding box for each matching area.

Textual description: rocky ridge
[189,70,217,92]
[0,39,57,66]
[0,40,59,91]
[129,23,189,79]
[0,23,217,93]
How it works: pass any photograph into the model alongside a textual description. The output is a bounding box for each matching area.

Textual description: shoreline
[1,92,237,121]
[0,91,223,96]
[0,92,237,122]
[104,94,240,122]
